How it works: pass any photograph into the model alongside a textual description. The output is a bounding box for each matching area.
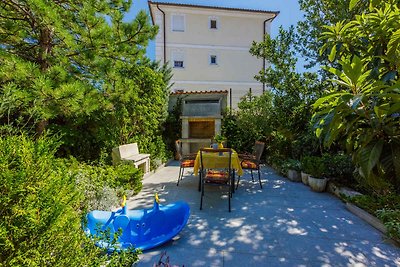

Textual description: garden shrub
[304,156,326,178]
[222,92,273,154]
[163,97,183,158]
[350,193,400,241]
[281,159,301,174]
[376,209,400,241]
[222,113,257,153]
[66,159,142,211]
[320,153,356,187]
[0,135,140,266]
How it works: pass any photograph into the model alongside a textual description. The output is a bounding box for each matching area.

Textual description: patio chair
[176,140,196,186]
[199,148,233,212]
[236,141,265,189]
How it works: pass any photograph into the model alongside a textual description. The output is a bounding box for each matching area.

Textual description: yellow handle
[121,195,126,208]
[155,193,160,204]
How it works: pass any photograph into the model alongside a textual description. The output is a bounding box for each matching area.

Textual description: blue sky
[126,0,306,70]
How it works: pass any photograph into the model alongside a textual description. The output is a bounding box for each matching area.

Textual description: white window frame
[171,50,185,69]
[209,16,219,30]
[171,14,185,32]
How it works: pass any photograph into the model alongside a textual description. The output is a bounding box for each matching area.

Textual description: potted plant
[213,134,226,149]
[284,159,301,182]
[300,156,313,185]
[307,156,328,192]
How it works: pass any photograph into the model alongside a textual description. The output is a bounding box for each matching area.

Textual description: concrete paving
[129,161,400,267]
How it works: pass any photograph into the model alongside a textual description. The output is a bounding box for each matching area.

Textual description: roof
[148,1,280,16]
[170,90,228,96]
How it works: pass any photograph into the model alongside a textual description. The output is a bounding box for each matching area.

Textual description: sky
[125,0,306,70]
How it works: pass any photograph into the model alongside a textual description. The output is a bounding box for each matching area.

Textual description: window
[172,51,185,68]
[210,19,217,29]
[210,55,217,65]
[174,60,184,68]
[209,16,219,30]
[172,14,185,32]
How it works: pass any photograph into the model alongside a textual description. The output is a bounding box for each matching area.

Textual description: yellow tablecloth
[193,149,243,176]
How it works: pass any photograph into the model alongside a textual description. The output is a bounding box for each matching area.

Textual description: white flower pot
[287,169,301,182]
[301,172,309,185]
[308,176,328,192]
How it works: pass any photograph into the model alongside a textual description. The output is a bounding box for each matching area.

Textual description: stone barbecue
[169,90,228,155]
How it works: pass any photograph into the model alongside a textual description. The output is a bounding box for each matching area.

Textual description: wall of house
[150,4,275,108]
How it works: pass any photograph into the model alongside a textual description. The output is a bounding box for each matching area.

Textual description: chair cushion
[181,159,195,167]
[205,170,229,184]
[241,160,257,169]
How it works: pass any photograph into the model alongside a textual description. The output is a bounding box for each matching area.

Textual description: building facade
[148,1,279,108]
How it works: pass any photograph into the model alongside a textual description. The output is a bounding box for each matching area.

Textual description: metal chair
[236,141,265,189]
[175,140,196,186]
[199,148,233,212]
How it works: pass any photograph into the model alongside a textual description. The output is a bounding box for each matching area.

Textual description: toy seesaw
[84,194,190,251]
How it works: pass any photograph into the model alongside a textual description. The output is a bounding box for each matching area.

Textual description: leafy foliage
[350,193,400,240]
[302,156,326,178]
[376,208,400,241]
[163,97,183,158]
[245,27,322,161]
[297,0,370,69]
[0,2,166,263]
[314,1,400,193]
[281,159,302,172]
[222,92,273,154]
[0,0,170,164]
[0,134,140,266]
[68,158,142,210]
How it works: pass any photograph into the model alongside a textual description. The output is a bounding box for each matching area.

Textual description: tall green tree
[0,0,171,162]
[249,26,322,160]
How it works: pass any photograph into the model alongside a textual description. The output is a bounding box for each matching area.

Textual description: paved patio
[129,161,400,266]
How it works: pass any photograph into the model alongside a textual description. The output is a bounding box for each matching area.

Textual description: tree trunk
[36,27,53,134]
[38,27,53,71]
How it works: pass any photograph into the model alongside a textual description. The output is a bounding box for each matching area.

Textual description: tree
[249,26,322,160]
[1,0,155,129]
[313,0,400,193]
[297,0,370,69]
[0,0,171,162]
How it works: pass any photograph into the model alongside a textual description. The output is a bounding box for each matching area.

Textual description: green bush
[300,156,313,174]
[319,153,356,188]
[376,209,400,241]
[222,92,273,154]
[322,153,354,179]
[304,156,326,178]
[350,193,400,241]
[281,159,301,173]
[66,159,143,211]
[0,135,140,266]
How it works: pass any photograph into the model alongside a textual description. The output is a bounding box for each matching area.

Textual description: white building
[148,1,279,108]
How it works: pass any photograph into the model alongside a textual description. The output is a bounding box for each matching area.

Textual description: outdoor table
[193,148,243,193]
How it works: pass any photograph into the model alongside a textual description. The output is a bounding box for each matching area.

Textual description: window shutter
[172,15,185,32]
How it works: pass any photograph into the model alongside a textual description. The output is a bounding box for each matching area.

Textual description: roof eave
[148,1,280,17]
[170,90,229,96]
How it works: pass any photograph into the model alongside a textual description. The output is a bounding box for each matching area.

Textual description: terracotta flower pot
[308,176,328,192]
